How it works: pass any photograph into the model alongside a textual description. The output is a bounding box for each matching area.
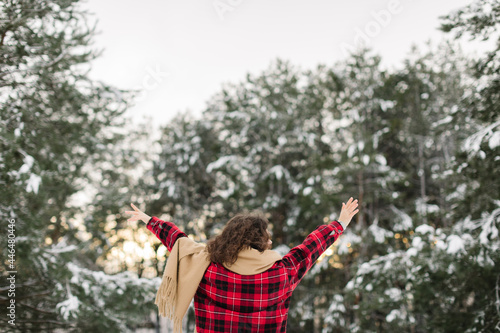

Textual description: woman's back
[195,261,290,332]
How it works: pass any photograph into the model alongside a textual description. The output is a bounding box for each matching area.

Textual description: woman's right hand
[338,197,359,228]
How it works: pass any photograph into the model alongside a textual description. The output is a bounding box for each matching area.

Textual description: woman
[125,197,359,333]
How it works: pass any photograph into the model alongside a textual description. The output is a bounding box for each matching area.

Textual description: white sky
[81,0,484,129]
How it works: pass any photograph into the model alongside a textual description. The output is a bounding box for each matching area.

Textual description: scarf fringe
[155,275,183,333]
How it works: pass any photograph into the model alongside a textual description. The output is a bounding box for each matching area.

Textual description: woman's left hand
[124,203,151,224]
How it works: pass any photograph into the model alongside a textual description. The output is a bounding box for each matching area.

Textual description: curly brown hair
[206,210,271,266]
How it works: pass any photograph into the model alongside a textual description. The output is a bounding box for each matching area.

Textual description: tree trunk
[417,136,428,225]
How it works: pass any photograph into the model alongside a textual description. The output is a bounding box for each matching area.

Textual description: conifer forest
[1,0,499,332]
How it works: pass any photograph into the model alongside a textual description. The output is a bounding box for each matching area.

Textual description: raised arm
[281,197,359,288]
[125,203,187,252]
[281,221,344,288]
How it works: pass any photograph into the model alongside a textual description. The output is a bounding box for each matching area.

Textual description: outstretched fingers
[125,203,142,222]
[344,198,359,217]
[344,197,357,208]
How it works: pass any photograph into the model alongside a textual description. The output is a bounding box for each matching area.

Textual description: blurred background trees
[1,0,498,332]
[0,0,158,331]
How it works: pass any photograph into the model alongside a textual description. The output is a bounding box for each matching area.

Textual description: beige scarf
[154,237,282,333]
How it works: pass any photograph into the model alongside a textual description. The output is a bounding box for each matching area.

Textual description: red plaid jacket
[147,216,345,332]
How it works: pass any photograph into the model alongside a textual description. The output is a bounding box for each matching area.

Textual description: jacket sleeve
[281,220,345,289]
[146,216,188,252]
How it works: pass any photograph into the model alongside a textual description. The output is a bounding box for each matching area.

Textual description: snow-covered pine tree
[437,0,500,330]
[335,1,500,331]
[439,0,500,220]
[0,1,159,331]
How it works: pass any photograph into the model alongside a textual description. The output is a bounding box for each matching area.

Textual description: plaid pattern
[147,216,344,332]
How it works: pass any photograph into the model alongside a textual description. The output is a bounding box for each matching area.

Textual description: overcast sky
[82,0,482,129]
